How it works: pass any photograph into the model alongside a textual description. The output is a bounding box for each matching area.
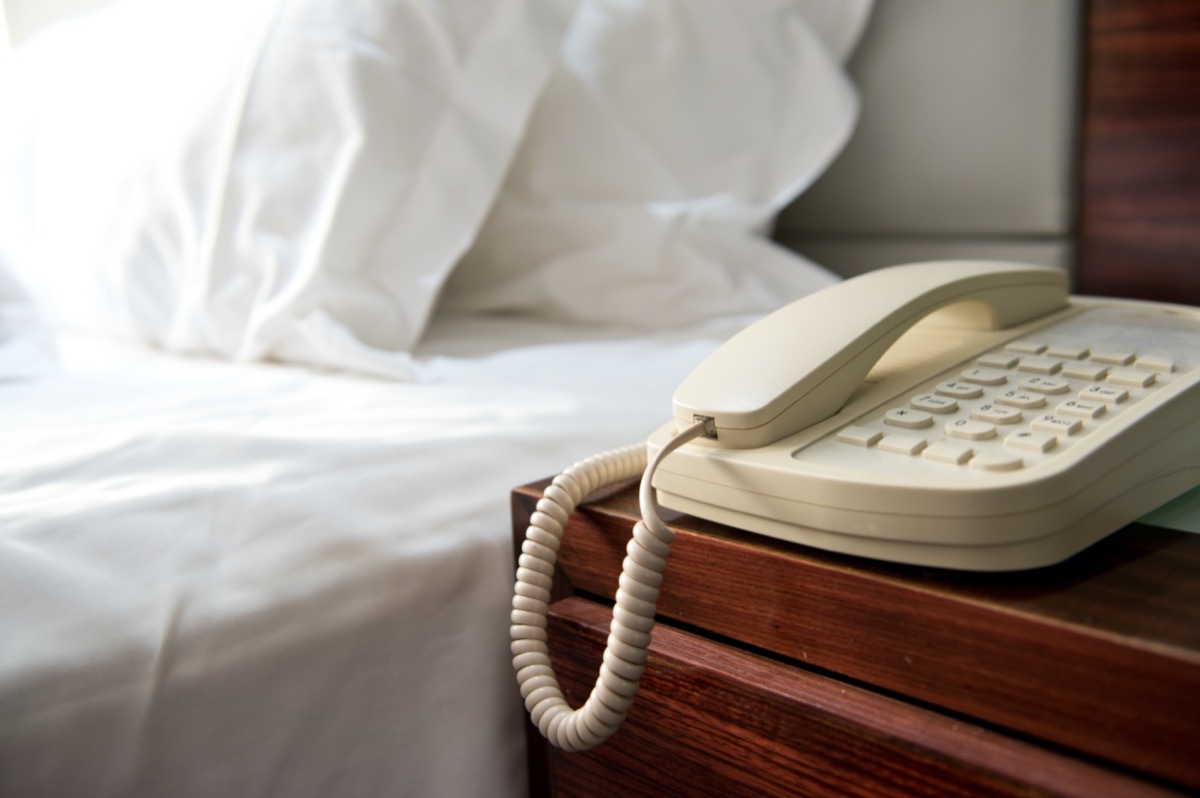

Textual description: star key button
[884,408,934,429]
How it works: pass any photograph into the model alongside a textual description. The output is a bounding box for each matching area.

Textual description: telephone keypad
[831,334,1174,473]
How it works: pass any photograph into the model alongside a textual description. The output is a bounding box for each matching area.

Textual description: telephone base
[652,294,1200,571]
[656,466,1199,571]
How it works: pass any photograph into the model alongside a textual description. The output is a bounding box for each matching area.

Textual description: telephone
[512,260,1200,751]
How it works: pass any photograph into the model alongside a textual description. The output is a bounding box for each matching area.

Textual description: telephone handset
[672,260,1068,448]
[512,261,1200,751]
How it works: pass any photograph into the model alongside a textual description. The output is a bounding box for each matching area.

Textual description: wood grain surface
[538,597,1179,797]
[1077,0,1200,304]
[514,480,1200,793]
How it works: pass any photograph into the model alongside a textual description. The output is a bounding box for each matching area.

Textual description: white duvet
[0,314,745,797]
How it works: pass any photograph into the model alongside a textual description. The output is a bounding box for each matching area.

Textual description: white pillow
[439,0,871,328]
[0,0,574,377]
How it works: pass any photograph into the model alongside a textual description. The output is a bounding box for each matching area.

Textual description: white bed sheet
[0,313,746,797]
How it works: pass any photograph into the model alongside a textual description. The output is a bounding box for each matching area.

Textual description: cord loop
[510,422,708,751]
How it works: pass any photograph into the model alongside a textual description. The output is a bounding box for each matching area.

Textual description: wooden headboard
[1077,0,1200,305]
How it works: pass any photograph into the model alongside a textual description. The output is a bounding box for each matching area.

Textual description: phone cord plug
[510,419,709,751]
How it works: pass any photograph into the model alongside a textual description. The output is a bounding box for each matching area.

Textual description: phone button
[945,418,997,441]
[1079,385,1129,404]
[1019,377,1070,395]
[1018,356,1064,375]
[1061,362,1108,381]
[1092,350,1136,366]
[837,426,883,447]
[922,440,974,465]
[976,353,1019,369]
[1135,355,1175,373]
[879,434,927,456]
[911,394,958,414]
[960,367,1009,386]
[1006,340,1047,355]
[969,452,1024,472]
[1032,414,1082,436]
[996,390,1046,410]
[1056,399,1106,420]
[884,408,934,429]
[972,403,1022,424]
[935,381,984,399]
[1108,369,1156,388]
[1046,344,1090,360]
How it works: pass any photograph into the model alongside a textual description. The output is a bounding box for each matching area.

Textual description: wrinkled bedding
[0,314,748,796]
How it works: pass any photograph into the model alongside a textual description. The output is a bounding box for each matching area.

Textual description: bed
[0,0,873,795]
[3,0,1198,795]
[1,315,770,796]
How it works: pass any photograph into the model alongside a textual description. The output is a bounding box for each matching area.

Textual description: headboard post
[1077,0,1200,305]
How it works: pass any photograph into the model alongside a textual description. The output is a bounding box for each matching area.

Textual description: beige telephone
[513,261,1200,751]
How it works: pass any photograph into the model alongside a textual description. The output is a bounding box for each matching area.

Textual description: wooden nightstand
[513,479,1200,797]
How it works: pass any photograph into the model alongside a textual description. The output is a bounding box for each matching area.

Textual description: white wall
[777,0,1082,279]
[3,0,115,47]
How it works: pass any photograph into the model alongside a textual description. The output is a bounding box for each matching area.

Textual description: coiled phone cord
[510,419,709,751]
